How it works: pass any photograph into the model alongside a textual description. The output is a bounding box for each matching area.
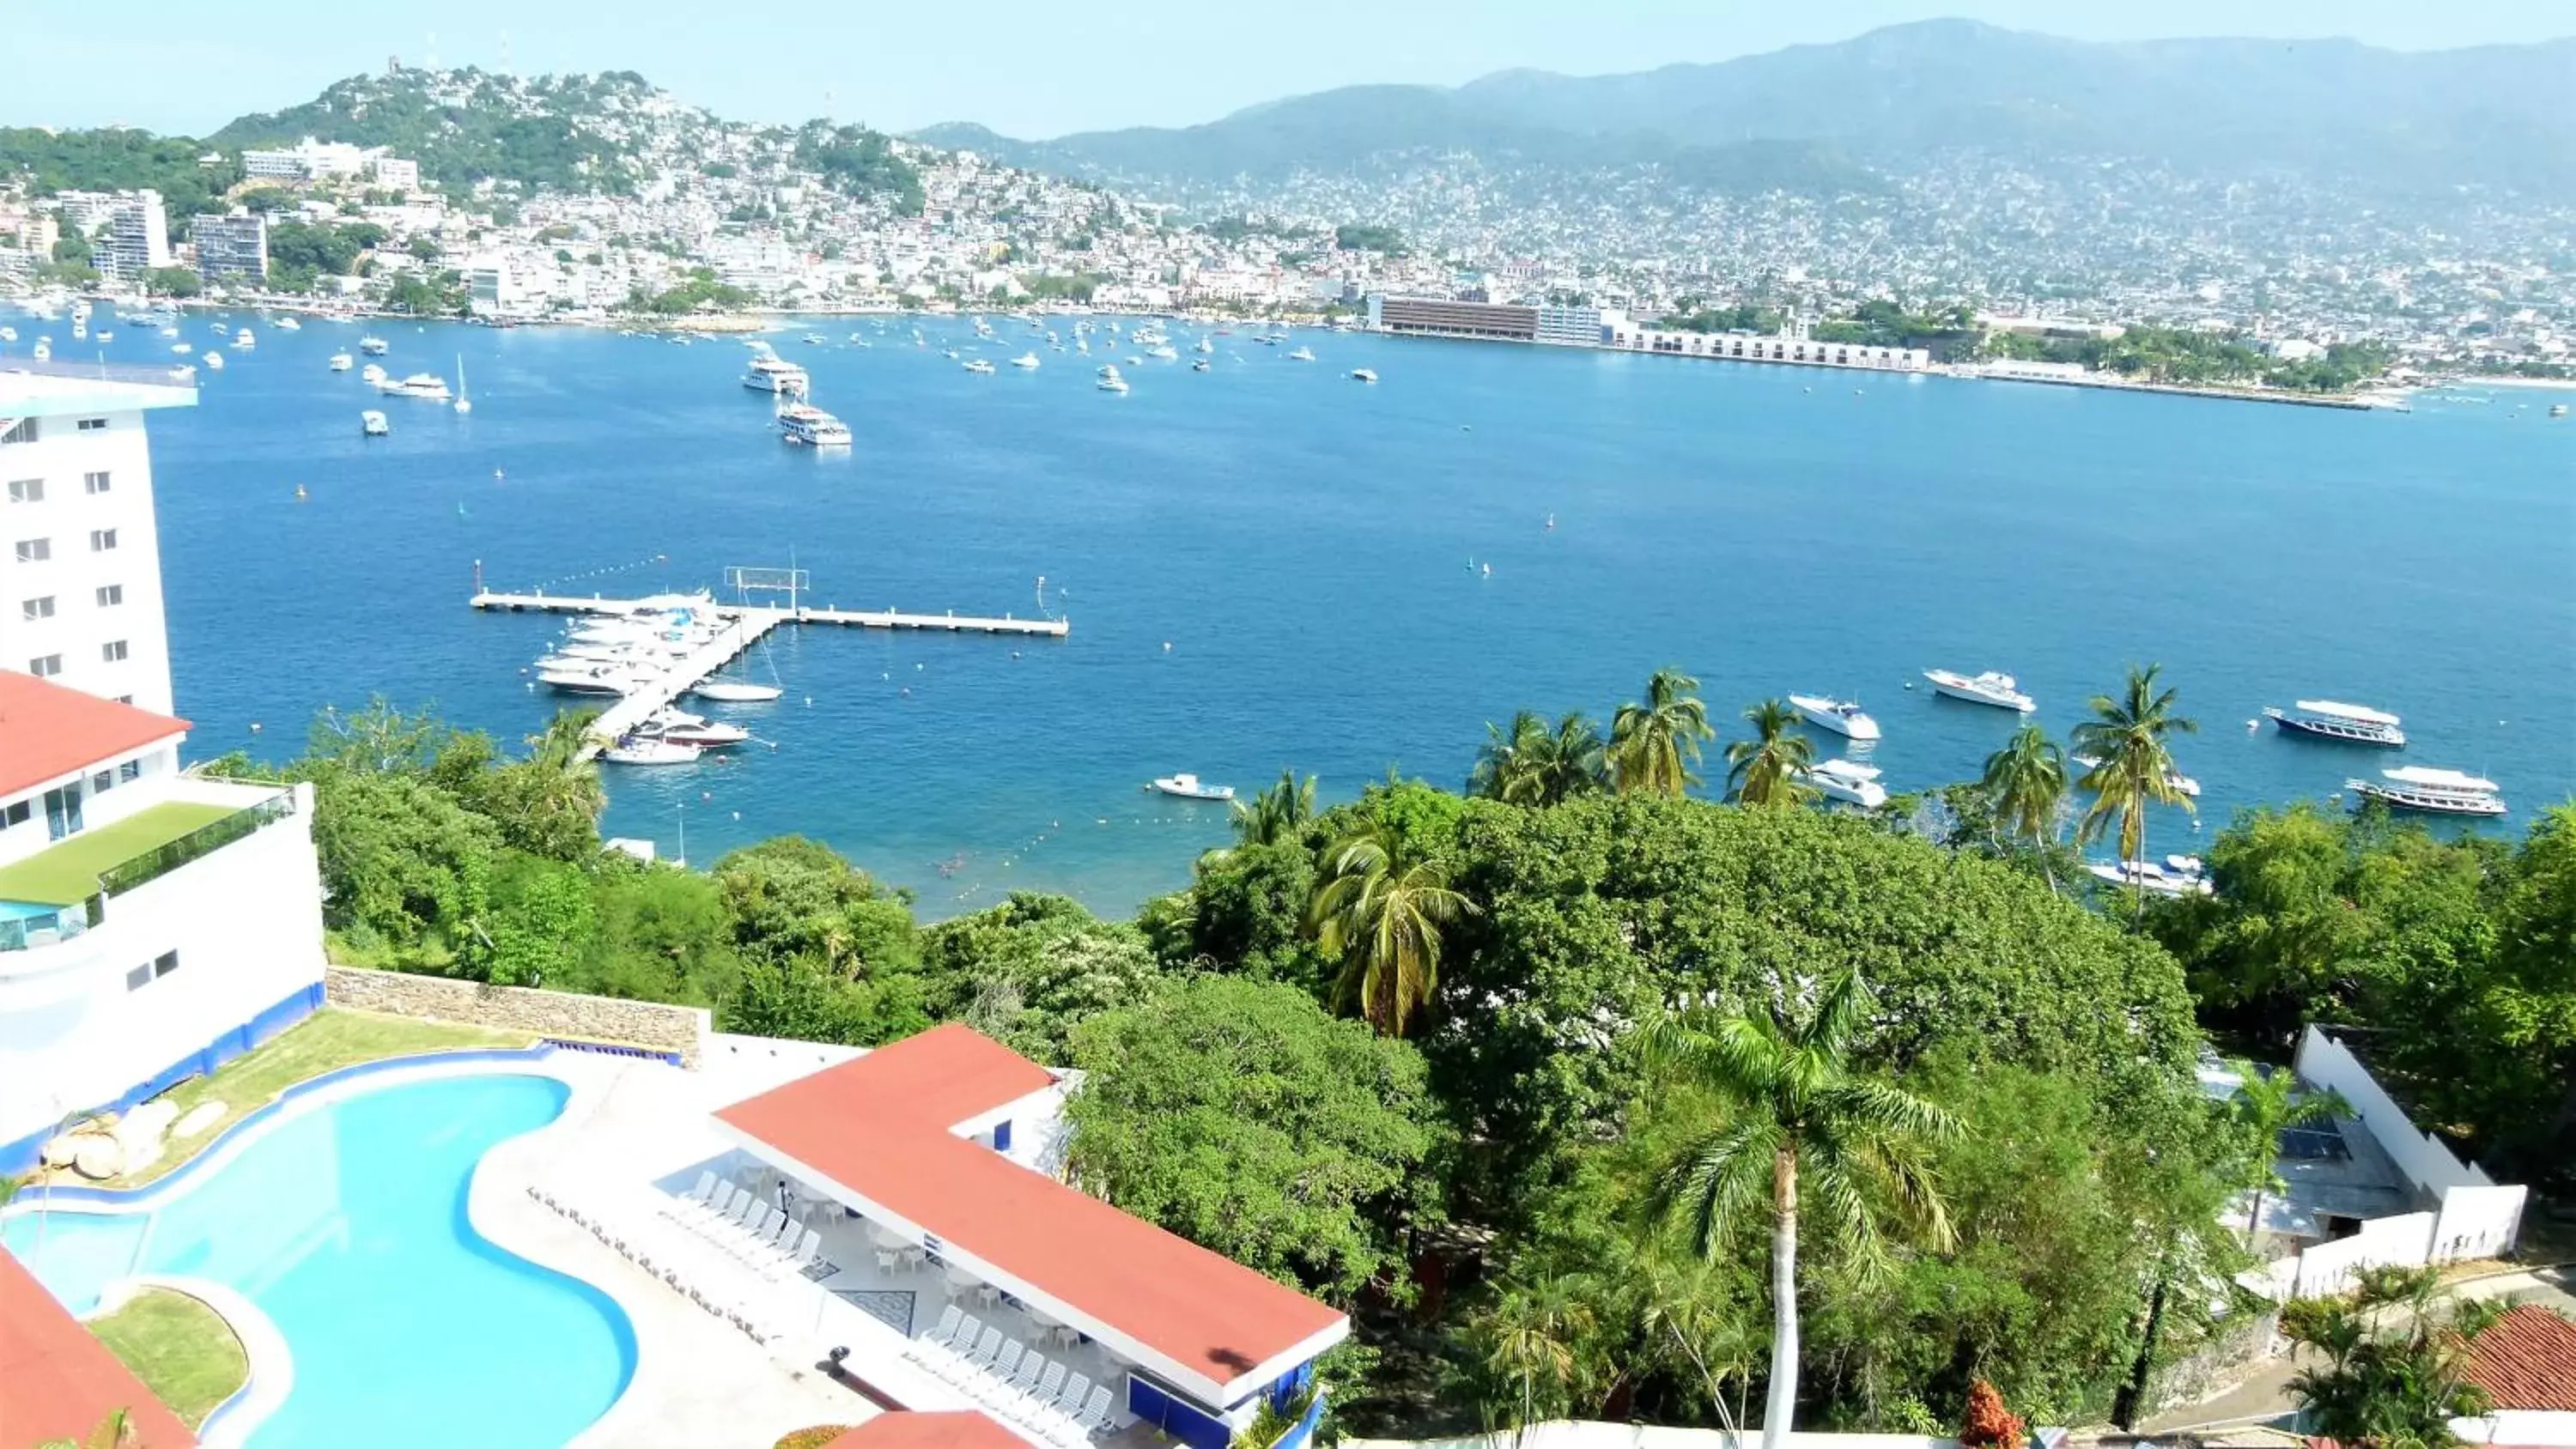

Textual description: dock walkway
[471,591,1067,761]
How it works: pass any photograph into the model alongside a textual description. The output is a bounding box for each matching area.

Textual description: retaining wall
[324,967,709,1067]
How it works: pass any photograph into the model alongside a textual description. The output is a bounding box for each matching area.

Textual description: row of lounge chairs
[902,1304,1119,1445]
[661,1170,836,1284]
[528,1176,823,1347]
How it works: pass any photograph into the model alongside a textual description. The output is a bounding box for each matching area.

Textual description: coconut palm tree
[1649,968,1958,1449]
[1472,712,1607,807]
[1610,669,1716,796]
[1481,1270,1598,1446]
[1230,769,1317,847]
[1307,823,1478,1036]
[1980,724,2068,852]
[2072,664,2197,911]
[2226,1061,2351,1240]
[1724,700,1817,807]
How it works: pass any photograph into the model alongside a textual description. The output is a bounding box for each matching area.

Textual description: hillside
[204,68,658,194]
[919,20,2576,200]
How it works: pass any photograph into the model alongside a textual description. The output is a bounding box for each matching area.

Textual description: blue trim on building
[993,1119,1012,1153]
[1128,1373,1233,1449]
[1268,1390,1327,1449]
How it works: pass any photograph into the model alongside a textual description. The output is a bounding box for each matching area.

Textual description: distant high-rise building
[189,212,268,283]
[94,191,169,280]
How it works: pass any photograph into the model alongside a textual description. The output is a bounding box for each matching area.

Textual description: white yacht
[360,362,387,385]
[538,663,647,695]
[1151,773,1235,801]
[1350,367,1378,383]
[360,409,390,437]
[1288,346,1315,361]
[1145,344,1180,361]
[963,358,996,374]
[1795,758,1889,809]
[689,678,783,703]
[2086,857,2215,896]
[202,351,224,371]
[1788,694,1881,741]
[604,737,702,766]
[1011,352,1041,369]
[640,710,750,748]
[1097,365,1129,393]
[233,328,256,349]
[328,352,354,371]
[1923,670,2035,712]
[0,327,15,343]
[2263,700,2405,747]
[377,373,453,401]
[778,403,852,448]
[274,316,301,330]
[359,336,390,355]
[742,349,811,396]
[2348,767,2506,817]
[2072,754,2202,798]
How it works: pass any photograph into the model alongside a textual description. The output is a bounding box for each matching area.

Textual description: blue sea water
[24,310,2575,915]
[0,1072,634,1447]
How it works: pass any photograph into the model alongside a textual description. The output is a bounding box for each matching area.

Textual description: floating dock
[471,590,1067,760]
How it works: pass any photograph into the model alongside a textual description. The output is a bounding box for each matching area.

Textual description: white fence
[2293,1028,2496,1191]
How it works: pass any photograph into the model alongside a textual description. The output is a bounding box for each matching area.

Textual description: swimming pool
[2,1071,635,1447]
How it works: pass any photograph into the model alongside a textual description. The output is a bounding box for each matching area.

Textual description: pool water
[2,1073,635,1447]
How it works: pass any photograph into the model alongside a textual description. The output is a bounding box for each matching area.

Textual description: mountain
[205,68,663,193]
[917,20,2576,199]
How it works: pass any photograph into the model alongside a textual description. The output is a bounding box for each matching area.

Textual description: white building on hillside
[2,365,195,716]
[94,191,169,281]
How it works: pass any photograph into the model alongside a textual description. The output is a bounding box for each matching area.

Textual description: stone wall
[324,967,710,1068]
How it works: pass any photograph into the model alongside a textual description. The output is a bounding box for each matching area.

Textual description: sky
[8,0,2571,140]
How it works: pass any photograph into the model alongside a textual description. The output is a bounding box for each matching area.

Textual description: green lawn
[88,1288,248,1430]
[0,801,235,906]
[121,1008,535,1186]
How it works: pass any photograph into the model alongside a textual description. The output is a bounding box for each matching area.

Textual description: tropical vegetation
[2281,1266,2505,1448]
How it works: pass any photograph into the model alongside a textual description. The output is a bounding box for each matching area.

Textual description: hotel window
[101,639,128,663]
[91,769,113,795]
[154,949,179,979]
[96,584,122,607]
[127,963,153,991]
[0,418,34,446]
[119,760,141,782]
[5,479,39,503]
[0,800,28,829]
[27,653,61,677]
[21,595,53,620]
[76,417,107,433]
[89,528,117,552]
[83,470,111,494]
[13,538,47,563]
[43,782,81,839]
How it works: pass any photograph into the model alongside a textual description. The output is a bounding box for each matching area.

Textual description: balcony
[0,784,297,957]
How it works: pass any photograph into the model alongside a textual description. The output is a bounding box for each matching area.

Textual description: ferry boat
[2073,753,2201,798]
[1923,669,2035,712]
[377,373,453,401]
[690,678,783,703]
[1794,758,1888,809]
[1151,773,1234,801]
[2263,700,2404,747]
[1788,694,1881,741]
[778,403,852,448]
[360,409,390,437]
[2348,767,2506,817]
[2087,856,2215,897]
[742,348,810,395]
[1350,367,1378,383]
[328,352,354,371]
[359,336,390,355]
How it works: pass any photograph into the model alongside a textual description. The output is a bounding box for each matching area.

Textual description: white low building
[0,673,327,1170]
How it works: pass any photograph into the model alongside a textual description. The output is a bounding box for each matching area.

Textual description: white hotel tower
[0,361,326,1173]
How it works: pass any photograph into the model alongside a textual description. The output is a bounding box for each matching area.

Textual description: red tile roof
[0,672,188,799]
[2464,1303,2576,1411]
[825,1410,1029,1449]
[717,1023,1348,1407]
[0,1247,200,1449]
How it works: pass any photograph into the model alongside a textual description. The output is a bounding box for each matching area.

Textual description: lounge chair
[1053,1373,1093,1416]
[949,1326,1003,1380]
[1018,1361,1068,1426]
[987,1341,1025,1388]
[922,1304,964,1347]
[678,1179,738,1230]
[1006,1351,1048,1397]
[662,1170,720,1222]
[1073,1385,1115,1434]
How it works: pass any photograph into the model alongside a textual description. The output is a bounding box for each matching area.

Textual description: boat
[778,403,852,448]
[2263,700,2404,747]
[1795,758,1889,809]
[1923,670,2035,712]
[0,327,14,343]
[233,328,256,349]
[1146,344,1179,361]
[742,347,811,395]
[1151,773,1235,801]
[963,359,996,374]
[2073,754,2201,798]
[1011,352,1040,370]
[1288,346,1315,361]
[640,710,750,747]
[274,316,301,330]
[359,336,389,355]
[2348,767,2507,816]
[328,352,354,371]
[2086,858,2215,896]
[1191,358,1211,373]
[360,362,387,385]
[453,355,472,415]
[169,342,189,355]
[1788,694,1881,741]
[377,373,453,401]
[202,351,224,371]
[361,409,389,437]
[803,334,826,345]
[2551,403,2568,418]
[689,678,784,703]
[1194,336,1215,355]
[32,340,50,361]
[1097,365,1128,393]
[1351,367,1378,383]
[604,737,702,766]
[538,663,647,695]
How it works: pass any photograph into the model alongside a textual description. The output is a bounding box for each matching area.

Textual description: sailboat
[453,355,472,415]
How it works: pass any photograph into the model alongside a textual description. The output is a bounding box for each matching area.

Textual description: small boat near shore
[1789,694,1881,741]
[2264,700,2404,747]
[1795,758,1889,808]
[2348,767,2506,816]
[2087,856,2215,896]
[1151,773,1234,801]
[690,678,783,703]
[605,736,702,766]
[1924,669,2035,712]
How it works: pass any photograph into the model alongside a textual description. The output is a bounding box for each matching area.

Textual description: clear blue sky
[12,0,2570,140]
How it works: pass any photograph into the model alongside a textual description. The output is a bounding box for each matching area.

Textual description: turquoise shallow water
[16,308,2573,915]
[0,1073,634,1448]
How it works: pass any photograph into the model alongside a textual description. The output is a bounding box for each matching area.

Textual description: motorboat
[0,327,14,343]
[604,737,702,766]
[742,349,811,395]
[202,351,225,371]
[359,336,390,355]
[2086,858,2215,896]
[360,362,387,385]
[1288,347,1315,361]
[1194,336,1214,355]
[1795,758,1888,809]
[2073,754,2202,798]
[802,333,826,345]
[1146,344,1180,361]
[31,340,49,361]
[453,356,472,415]
[2263,700,2405,747]
[1350,367,1378,383]
[1151,773,1235,801]
[274,316,301,330]
[641,711,750,747]
[1923,669,2035,712]
[1191,358,1212,373]
[233,328,256,349]
[328,352,354,371]
[689,678,783,703]
[778,403,852,448]
[360,409,389,437]
[2348,767,2506,817]
[963,358,996,374]
[538,663,647,695]
[377,373,453,401]
[1788,694,1881,741]
[1011,352,1040,369]
[1097,365,1128,393]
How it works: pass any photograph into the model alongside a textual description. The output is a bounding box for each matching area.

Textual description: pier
[471,589,1068,761]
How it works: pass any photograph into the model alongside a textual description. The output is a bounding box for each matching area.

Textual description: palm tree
[1472,712,1607,807]
[1724,700,1817,807]
[2071,664,2197,876]
[1648,968,1958,1449]
[1307,823,1478,1036]
[2226,1062,2350,1240]
[1980,724,2068,852]
[1230,769,1317,847]
[2284,1266,2506,1448]
[1610,669,1716,796]
[527,706,607,815]
[1482,1270,1597,1445]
